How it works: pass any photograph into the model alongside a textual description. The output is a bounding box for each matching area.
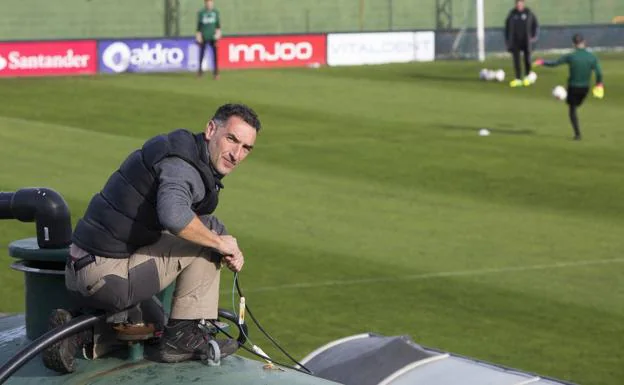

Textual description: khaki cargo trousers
[65,232,222,321]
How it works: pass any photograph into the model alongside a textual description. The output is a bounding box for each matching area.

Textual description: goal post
[445,0,486,61]
[477,0,486,62]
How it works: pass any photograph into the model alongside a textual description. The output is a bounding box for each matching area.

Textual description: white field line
[228,258,624,294]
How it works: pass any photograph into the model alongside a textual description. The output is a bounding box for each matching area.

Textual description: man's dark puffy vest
[72,129,222,258]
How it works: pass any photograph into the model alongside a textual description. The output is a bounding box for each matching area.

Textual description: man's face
[205,0,214,10]
[205,116,257,176]
[516,1,525,11]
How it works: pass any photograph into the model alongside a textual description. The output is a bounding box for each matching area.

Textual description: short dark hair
[212,103,262,132]
[572,33,585,45]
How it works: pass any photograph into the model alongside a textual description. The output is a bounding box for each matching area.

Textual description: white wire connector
[252,344,272,363]
[238,297,246,325]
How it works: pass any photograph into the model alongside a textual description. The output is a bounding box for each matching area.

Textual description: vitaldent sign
[327,32,435,66]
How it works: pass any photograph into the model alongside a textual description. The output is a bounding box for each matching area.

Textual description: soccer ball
[479,69,504,82]
[526,71,538,84]
[495,69,505,82]
[552,85,567,101]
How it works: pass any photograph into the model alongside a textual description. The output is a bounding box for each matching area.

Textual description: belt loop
[67,254,76,275]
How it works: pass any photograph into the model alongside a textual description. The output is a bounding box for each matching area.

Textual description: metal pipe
[389,0,394,31]
[0,188,72,248]
[0,192,15,219]
[359,0,365,31]
[476,0,485,62]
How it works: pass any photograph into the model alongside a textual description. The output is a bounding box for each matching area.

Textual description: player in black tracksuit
[505,0,539,87]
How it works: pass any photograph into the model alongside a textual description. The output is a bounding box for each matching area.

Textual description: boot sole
[159,341,238,363]
[42,310,76,373]
[159,349,195,363]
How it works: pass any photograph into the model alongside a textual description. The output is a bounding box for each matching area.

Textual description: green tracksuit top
[545,48,603,88]
[197,8,220,41]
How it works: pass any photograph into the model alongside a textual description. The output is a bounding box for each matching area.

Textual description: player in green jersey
[196,0,221,79]
[534,34,604,141]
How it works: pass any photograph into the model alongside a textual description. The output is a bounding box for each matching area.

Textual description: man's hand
[223,252,244,272]
[195,32,203,44]
[216,235,245,272]
[533,58,544,67]
[214,29,222,41]
[592,83,604,99]
[217,235,241,256]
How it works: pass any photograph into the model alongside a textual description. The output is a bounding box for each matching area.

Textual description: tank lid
[8,238,68,263]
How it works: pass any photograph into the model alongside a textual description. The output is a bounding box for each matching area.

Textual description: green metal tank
[0,188,341,385]
[0,312,336,385]
[8,238,74,340]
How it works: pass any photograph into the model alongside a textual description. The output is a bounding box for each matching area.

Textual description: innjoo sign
[228,42,314,63]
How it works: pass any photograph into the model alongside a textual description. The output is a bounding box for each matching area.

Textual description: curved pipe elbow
[0,188,72,249]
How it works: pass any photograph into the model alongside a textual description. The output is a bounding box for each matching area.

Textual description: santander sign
[0,41,97,77]
[219,35,326,69]
[0,49,90,70]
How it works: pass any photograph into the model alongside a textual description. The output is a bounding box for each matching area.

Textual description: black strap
[72,254,97,272]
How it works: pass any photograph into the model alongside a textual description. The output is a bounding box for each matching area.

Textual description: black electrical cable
[0,313,106,385]
[217,308,248,345]
[234,275,313,374]
[207,319,312,375]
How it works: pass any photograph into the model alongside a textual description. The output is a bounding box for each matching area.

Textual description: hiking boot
[158,320,238,363]
[41,309,92,374]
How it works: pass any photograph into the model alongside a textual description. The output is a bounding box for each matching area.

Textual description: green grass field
[1,55,623,384]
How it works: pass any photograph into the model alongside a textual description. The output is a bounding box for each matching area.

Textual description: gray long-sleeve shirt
[154,156,226,235]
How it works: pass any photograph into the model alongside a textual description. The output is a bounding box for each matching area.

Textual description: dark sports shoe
[41,309,79,373]
[158,320,238,363]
